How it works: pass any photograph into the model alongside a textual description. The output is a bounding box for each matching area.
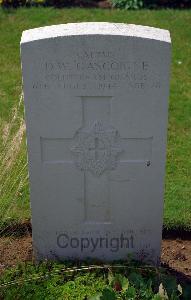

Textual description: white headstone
[21,23,171,264]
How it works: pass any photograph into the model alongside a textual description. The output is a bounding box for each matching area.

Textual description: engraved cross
[41,96,152,224]
[89,137,105,161]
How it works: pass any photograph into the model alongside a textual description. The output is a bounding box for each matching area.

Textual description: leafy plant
[111,0,143,9]
[1,261,189,299]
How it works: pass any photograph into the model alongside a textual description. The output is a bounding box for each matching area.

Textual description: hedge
[0,0,191,11]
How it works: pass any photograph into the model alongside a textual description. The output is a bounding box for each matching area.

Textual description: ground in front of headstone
[0,232,191,281]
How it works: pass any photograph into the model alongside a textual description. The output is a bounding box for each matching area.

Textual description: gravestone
[21,23,171,264]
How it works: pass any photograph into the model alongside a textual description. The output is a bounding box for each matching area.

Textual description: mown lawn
[0,8,190,230]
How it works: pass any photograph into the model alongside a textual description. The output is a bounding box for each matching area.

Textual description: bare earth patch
[0,234,191,283]
[0,235,32,273]
[161,239,191,280]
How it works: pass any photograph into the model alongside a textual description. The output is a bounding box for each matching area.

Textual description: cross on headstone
[41,96,153,223]
[89,137,105,161]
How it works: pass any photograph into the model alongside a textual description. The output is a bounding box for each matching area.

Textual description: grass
[0,94,29,228]
[0,8,190,230]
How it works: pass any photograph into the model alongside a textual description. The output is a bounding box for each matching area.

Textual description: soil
[0,232,191,285]
[161,239,191,285]
[0,235,33,272]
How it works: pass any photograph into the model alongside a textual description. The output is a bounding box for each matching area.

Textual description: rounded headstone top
[21,22,171,44]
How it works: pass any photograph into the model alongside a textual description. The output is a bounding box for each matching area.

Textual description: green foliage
[143,0,191,9]
[0,0,26,8]
[111,0,143,9]
[1,0,190,9]
[89,288,116,300]
[0,0,68,8]
[1,261,189,299]
[44,0,74,8]
[111,0,191,10]
[0,0,96,8]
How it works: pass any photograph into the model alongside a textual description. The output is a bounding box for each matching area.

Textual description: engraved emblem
[71,121,123,176]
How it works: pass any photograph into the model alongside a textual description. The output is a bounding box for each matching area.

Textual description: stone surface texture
[21,22,171,263]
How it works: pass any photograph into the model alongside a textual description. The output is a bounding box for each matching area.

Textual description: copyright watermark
[57,233,134,253]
